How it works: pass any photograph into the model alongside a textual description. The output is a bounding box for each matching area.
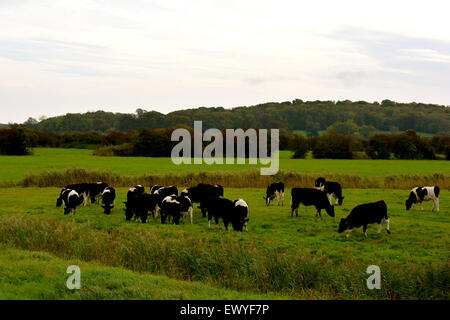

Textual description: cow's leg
[412,203,416,211]
[215,217,220,229]
[346,229,353,238]
[420,202,424,211]
[208,219,211,228]
[377,222,382,233]
[244,221,248,232]
[386,219,391,234]
[436,199,439,212]
[281,192,284,206]
[328,194,333,206]
[363,224,368,238]
[189,207,193,224]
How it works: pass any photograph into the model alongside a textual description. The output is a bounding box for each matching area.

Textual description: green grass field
[0,186,448,299]
[0,148,448,183]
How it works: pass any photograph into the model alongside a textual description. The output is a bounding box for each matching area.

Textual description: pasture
[0,148,449,183]
[0,186,448,299]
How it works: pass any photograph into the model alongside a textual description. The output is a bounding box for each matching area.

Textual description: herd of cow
[55,178,441,238]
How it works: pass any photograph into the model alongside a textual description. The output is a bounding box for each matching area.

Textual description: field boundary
[1,167,448,189]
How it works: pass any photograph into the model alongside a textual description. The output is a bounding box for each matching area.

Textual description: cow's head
[338,196,345,206]
[123,202,134,221]
[102,203,113,215]
[315,177,326,189]
[56,197,62,207]
[63,206,71,215]
[405,192,416,210]
[338,218,349,233]
[325,205,335,217]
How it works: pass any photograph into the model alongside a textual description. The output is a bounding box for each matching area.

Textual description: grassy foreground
[0,187,448,299]
[0,148,448,183]
[0,245,283,300]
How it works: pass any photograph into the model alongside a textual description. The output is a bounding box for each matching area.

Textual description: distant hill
[21,99,450,136]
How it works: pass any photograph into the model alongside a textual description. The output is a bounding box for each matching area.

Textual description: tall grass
[0,215,447,299]
[12,167,450,189]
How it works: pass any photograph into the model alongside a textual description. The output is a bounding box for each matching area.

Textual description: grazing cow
[88,182,109,204]
[159,195,184,225]
[291,188,335,218]
[181,184,224,217]
[61,183,90,206]
[263,182,284,206]
[101,187,116,215]
[56,188,68,207]
[338,200,391,238]
[178,195,194,224]
[61,189,83,215]
[314,177,344,206]
[232,198,250,232]
[124,192,159,223]
[150,185,162,194]
[154,185,178,198]
[405,186,440,212]
[205,197,235,230]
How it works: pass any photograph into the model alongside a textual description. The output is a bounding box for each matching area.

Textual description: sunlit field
[0,148,448,183]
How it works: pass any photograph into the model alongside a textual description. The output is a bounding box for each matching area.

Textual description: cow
[101,186,116,215]
[124,192,159,223]
[178,195,194,224]
[88,182,109,204]
[181,184,224,217]
[59,183,90,206]
[150,185,163,194]
[263,182,284,206]
[338,200,391,238]
[405,186,440,212]
[154,185,178,198]
[232,198,250,232]
[60,189,83,215]
[291,188,335,218]
[205,197,235,230]
[159,195,183,225]
[56,188,68,207]
[314,177,344,206]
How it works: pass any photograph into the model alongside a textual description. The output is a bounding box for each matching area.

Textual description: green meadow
[0,148,448,299]
[0,186,448,299]
[0,148,448,183]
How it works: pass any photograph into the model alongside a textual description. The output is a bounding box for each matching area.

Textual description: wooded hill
[22,99,449,136]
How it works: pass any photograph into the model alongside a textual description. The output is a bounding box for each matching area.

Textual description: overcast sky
[1,0,450,123]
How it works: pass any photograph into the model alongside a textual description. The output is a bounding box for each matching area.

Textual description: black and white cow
[205,197,235,230]
[58,183,90,206]
[263,182,284,206]
[88,182,109,204]
[60,189,84,215]
[291,188,335,218]
[101,186,116,215]
[314,177,344,206]
[150,185,163,194]
[338,200,391,238]
[154,185,178,198]
[159,195,183,225]
[232,198,250,232]
[405,186,440,212]
[181,183,224,217]
[124,191,159,223]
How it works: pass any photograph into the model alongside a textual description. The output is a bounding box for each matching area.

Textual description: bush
[312,131,353,159]
[291,134,309,159]
[0,126,32,155]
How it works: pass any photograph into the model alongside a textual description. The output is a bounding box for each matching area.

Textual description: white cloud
[0,0,450,123]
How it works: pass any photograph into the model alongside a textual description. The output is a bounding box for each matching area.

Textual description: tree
[291,134,309,158]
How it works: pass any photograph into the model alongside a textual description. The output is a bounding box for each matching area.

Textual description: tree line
[1,125,449,160]
[22,99,450,136]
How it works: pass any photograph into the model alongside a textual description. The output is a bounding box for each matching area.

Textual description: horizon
[1,0,450,123]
